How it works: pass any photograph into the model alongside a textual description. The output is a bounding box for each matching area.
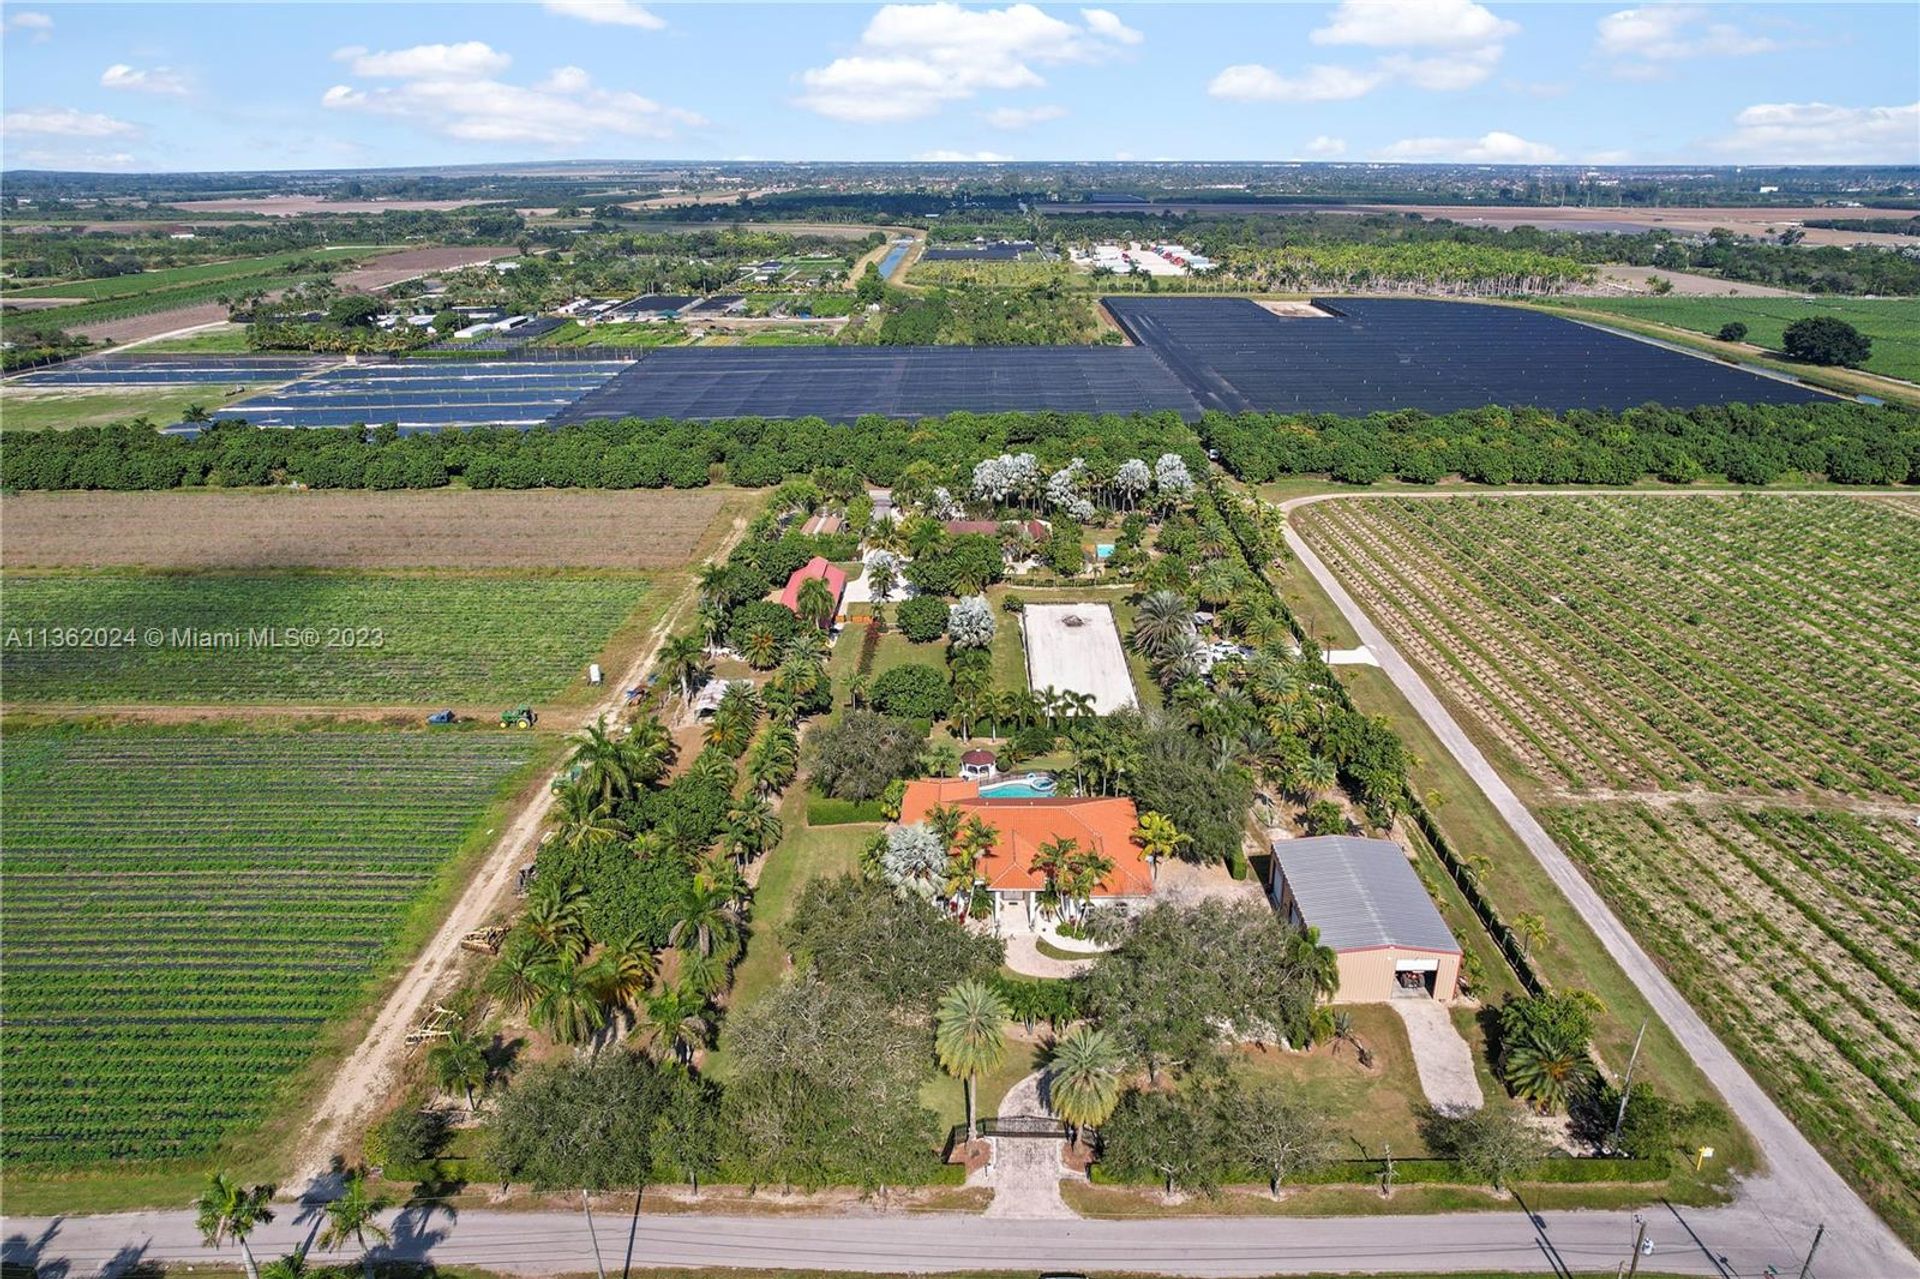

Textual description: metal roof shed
[1270,835,1462,1002]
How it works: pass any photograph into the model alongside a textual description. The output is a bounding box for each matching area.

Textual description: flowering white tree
[972,453,1039,509]
[1045,458,1097,522]
[1154,452,1195,508]
[947,594,996,650]
[927,486,964,521]
[883,823,946,900]
[1114,457,1152,510]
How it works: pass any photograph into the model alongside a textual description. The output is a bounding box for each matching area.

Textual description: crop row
[2,572,649,706]
[0,726,538,1168]
[1297,496,1920,800]
[1547,800,1920,1245]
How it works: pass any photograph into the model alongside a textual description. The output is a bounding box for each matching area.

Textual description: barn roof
[1270,836,1459,955]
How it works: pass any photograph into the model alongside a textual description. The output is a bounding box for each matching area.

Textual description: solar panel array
[216,359,631,429]
[552,345,1203,423]
[1104,296,1830,414]
[9,354,335,388]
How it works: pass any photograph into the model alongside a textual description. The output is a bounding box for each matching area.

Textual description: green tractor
[499,706,538,729]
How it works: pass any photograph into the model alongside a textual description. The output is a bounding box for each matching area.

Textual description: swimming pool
[980,774,1057,799]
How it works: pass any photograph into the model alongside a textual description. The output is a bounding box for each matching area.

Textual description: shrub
[1715,321,1749,343]
[1782,316,1872,367]
[870,663,954,721]
[896,595,951,643]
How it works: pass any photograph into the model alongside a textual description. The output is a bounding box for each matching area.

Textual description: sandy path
[287,512,751,1187]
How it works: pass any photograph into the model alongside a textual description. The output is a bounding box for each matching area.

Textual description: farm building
[800,511,845,536]
[776,556,847,620]
[898,779,1153,930]
[1269,835,1462,1003]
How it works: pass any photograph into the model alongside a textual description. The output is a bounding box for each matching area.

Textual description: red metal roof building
[776,556,848,619]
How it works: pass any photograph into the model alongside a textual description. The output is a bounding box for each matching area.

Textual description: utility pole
[1626,1216,1649,1279]
[582,1189,607,1279]
[1610,1017,1649,1152]
[1797,1223,1826,1279]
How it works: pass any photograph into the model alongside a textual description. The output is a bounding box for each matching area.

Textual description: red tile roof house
[944,519,1050,560]
[898,779,1153,932]
[776,556,848,624]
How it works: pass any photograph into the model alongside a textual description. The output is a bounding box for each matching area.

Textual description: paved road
[0,1199,1855,1277]
[1279,490,1920,1279]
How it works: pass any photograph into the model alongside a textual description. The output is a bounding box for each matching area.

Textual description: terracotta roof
[961,749,997,765]
[776,556,847,615]
[899,779,1152,898]
[945,519,1049,540]
[801,511,844,536]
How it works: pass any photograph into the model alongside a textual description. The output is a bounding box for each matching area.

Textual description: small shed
[959,749,998,781]
[1269,835,1462,1003]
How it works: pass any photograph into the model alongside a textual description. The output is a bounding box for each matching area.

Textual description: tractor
[499,706,538,729]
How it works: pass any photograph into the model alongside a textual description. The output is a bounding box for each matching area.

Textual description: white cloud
[1596,6,1776,62]
[335,41,512,79]
[796,3,1140,123]
[916,149,1014,162]
[8,148,137,170]
[542,0,665,30]
[1711,101,1920,165]
[1209,63,1382,103]
[1,106,140,138]
[1375,130,1561,163]
[324,42,703,148]
[1312,0,1517,48]
[100,63,191,96]
[981,103,1066,129]
[1216,0,1513,106]
[3,9,53,41]
[1304,135,1348,158]
[1506,78,1569,99]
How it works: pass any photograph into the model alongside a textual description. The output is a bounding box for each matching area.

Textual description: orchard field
[1293,492,1920,1246]
[0,726,542,1168]
[1294,495,1920,801]
[1,571,651,705]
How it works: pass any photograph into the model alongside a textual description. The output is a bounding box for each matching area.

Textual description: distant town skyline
[2,1,1916,172]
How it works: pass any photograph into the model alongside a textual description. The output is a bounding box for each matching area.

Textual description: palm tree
[846,671,871,711]
[591,932,658,1023]
[1195,560,1239,611]
[428,1025,489,1110]
[519,876,589,960]
[569,717,637,807]
[667,875,739,958]
[1291,925,1340,1002]
[784,627,831,668]
[1030,836,1077,920]
[549,782,629,855]
[644,984,710,1066]
[725,795,782,865]
[795,574,836,630]
[868,556,899,603]
[1302,754,1339,796]
[486,938,546,1016]
[934,980,1011,1142]
[1503,1025,1595,1113]
[532,954,609,1046]
[1130,810,1190,882]
[194,1172,276,1279]
[1046,1025,1124,1145]
[625,715,673,785]
[694,563,730,610]
[659,632,709,705]
[318,1166,389,1279]
[1512,913,1548,962]
[741,625,780,670]
[1060,845,1114,922]
[1131,589,1192,659]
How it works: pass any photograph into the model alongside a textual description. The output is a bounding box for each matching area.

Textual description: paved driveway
[1392,998,1485,1113]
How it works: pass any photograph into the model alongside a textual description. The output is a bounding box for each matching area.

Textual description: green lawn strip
[0,570,650,706]
[1231,1005,1431,1157]
[1063,1177,1715,1218]
[1541,295,1920,383]
[920,1031,1046,1135]
[1,385,257,433]
[126,325,255,353]
[0,721,548,1192]
[536,320,690,348]
[3,248,383,302]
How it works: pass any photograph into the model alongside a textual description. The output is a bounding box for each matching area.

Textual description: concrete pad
[1023,602,1136,715]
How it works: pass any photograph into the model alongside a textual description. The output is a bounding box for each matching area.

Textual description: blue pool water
[980,776,1057,799]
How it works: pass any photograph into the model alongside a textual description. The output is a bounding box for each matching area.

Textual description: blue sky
[2,1,1916,171]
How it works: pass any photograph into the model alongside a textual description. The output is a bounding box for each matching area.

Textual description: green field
[128,325,255,354]
[0,725,542,1168]
[537,320,690,348]
[1,572,650,704]
[2,248,376,302]
[1547,296,1920,382]
[0,385,258,433]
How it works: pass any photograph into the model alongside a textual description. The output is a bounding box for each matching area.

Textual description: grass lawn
[921,1031,1046,1135]
[0,385,257,432]
[1541,295,1920,384]
[128,324,255,353]
[714,790,869,1073]
[538,319,690,348]
[1230,1005,1430,1157]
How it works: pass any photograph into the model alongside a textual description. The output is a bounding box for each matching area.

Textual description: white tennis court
[1022,603,1137,715]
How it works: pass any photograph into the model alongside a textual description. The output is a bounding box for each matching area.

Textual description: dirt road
[288,513,750,1183]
